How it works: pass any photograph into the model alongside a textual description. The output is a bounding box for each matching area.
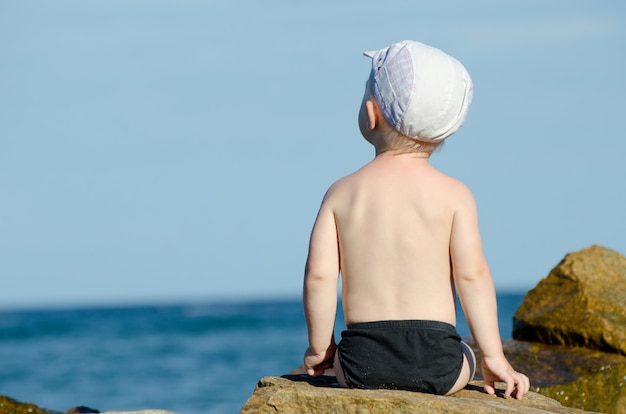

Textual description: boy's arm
[450,187,530,399]
[303,196,340,376]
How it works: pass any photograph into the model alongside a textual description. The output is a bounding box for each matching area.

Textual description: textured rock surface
[65,407,99,413]
[102,411,175,414]
[240,375,599,413]
[0,395,59,414]
[0,397,176,414]
[513,245,626,355]
[470,339,626,414]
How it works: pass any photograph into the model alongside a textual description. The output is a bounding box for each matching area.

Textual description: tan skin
[303,93,530,398]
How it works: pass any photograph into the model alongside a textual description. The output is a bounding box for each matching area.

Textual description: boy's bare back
[303,40,529,399]
[318,152,475,326]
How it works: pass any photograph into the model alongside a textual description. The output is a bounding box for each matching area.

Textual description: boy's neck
[374,147,431,159]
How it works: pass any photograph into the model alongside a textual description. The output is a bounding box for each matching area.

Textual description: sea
[0,293,525,414]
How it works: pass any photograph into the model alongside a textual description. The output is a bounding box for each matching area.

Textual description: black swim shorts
[337,319,463,395]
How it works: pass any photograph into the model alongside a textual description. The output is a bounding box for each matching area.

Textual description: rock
[0,395,60,414]
[66,407,100,413]
[102,411,175,414]
[240,375,599,413]
[513,245,626,355]
[0,397,176,414]
[469,339,626,414]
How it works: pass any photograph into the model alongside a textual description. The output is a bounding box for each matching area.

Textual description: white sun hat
[364,40,473,142]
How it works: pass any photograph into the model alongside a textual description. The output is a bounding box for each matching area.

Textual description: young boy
[303,40,530,398]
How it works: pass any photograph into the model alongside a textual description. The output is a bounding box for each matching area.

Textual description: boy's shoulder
[423,166,477,207]
[321,170,360,201]
[318,162,376,205]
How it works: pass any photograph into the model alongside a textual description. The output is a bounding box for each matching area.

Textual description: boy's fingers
[483,381,496,395]
[506,373,530,399]
[504,377,516,398]
[306,359,334,377]
[515,373,530,399]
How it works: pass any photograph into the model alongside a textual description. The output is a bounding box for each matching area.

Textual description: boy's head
[362,40,473,152]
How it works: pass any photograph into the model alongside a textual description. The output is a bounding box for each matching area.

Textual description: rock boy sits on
[303,40,530,398]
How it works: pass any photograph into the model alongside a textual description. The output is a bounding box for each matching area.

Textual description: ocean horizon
[0,292,526,413]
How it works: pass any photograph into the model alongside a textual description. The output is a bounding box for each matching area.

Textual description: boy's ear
[365,99,378,131]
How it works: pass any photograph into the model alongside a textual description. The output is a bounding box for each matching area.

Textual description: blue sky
[1,1,625,309]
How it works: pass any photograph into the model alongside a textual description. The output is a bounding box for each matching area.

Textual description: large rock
[240,375,599,413]
[471,339,626,414]
[67,411,174,414]
[0,397,176,414]
[0,395,59,414]
[513,245,626,355]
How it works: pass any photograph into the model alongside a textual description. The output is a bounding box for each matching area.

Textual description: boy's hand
[304,342,337,377]
[481,355,530,399]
